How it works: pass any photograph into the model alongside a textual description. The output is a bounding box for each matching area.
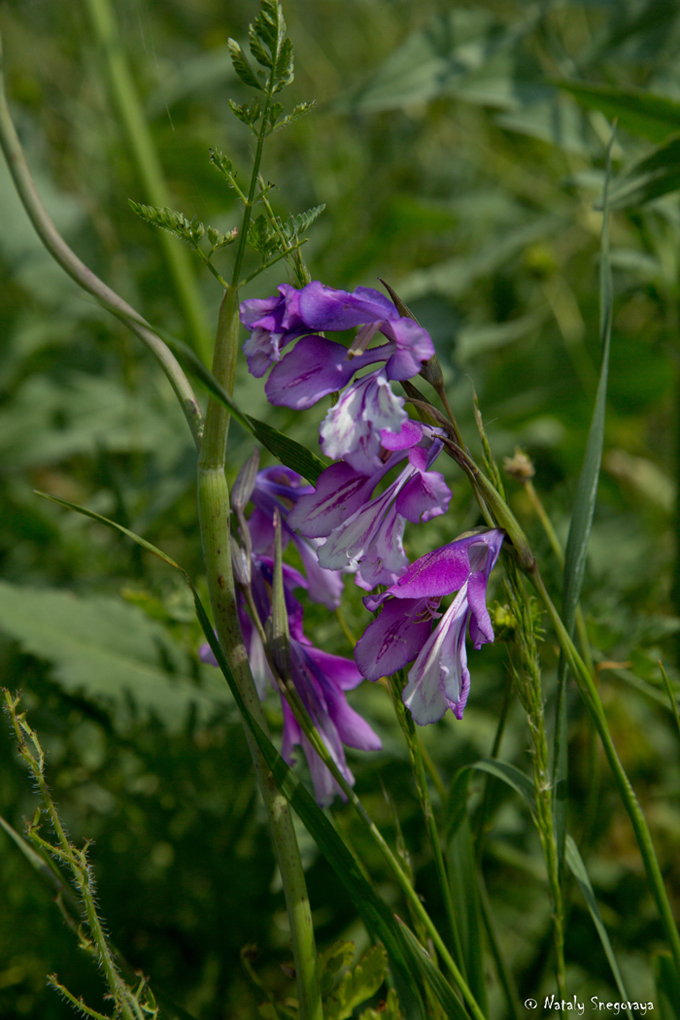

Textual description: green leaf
[248,213,280,259]
[358,988,404,1020]
[318,941,356,997]
[283,204,326,240]
[447,759,536,839]
[228,98,264,129]
[206,225,238,253]
[0,579,228,731]
[448,812,488,1014]
[604,137,680,210]
[656,953,680,1020]
[227,38,264,91]
[324,944,388,1020]
[272,37,294,94]
[555,81,680,144]
[128,201,205,246]
[209,149,238,187]
[248,417,326,485]
[154,329,326,483]
[565,836,632,1019]
[337,8,542,114]
[447,758,631,1010]
[556,129,616,870]
[273,101,316,133]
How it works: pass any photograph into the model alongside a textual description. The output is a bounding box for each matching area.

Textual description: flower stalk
[197,298,322,1019]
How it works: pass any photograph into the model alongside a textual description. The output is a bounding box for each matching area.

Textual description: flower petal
[402,588,470,725]
[354,597,437,681]
[288,461,379,538]
[299,281,397,330]
[319,368,407,474]
[265,336,357,409]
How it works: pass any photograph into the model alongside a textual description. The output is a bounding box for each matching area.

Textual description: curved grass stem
[0,40,204,450]
[82,0,213,364]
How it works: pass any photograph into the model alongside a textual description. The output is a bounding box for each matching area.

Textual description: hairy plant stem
[4,694,138,1020]
[504,567,566,999]
[82,0,212,363]
[444,425,680,974]
[530,564,680,977]
[197,284,322,1020]
[0,42,204,450]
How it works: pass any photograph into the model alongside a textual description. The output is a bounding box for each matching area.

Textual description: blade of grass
[659,661,680,740]
[565,836,631,1016]
[0,41,204,451]
[554,124,617,873]
[82,0,212,363]
[448,758,631,1012]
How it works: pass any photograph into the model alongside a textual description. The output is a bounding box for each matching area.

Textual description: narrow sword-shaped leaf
[555,81,680,143]
[554,126,616,872]
[565,836,632,1017]
[160,330,326,483]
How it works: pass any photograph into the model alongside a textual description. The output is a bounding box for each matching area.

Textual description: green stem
[230,100,273,289]
[387,675,464,969]
[0,43,203,450]
[531,565,680,977]
[474,675,513,857]
[197,285,321,1020]
[82,0,212,364]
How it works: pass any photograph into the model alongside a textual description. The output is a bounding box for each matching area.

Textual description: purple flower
[250,465,345,610]
[290,430,451,590]
[354,530,504,724]
[319,367,407,474]
[240,284,311,377]
[241,280,435,409]
[200,463,381,805]
[282,639,382,807]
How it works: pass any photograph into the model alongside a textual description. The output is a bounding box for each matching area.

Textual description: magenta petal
[355,502,407,590]
[467,571,495,648]
[199,642,217,667]
[387,540,476,600]
[305,645,363,690]
[396,467,451,524]
[265,336,358,409]
[294,537,345,610]
[240,293,281,328]
[380,419,423,451]
[402,589,470,725]
[281,695,302,764]
[354,597,436,681]
[326,687,382,751]
[381,319,435,379]
[288,462,378,538]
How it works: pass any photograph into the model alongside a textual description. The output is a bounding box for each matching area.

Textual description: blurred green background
[2,0,680,1016]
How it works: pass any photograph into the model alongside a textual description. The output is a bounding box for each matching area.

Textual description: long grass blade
[554,125,617,872]
[565,836,631,1017]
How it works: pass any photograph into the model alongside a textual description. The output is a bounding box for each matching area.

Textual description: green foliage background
[2,0,680,1016]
